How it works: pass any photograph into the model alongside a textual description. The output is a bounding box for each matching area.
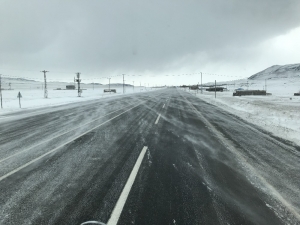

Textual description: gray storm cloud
[0,0,300,81]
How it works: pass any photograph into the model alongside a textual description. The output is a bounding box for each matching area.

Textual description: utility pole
[265,79,267,94]
[201,72,203,94]
[75,72,81,97]
[108,78,111,93]
[41,70,49,98]
[215,80,216,99]
[122,74,125,94]
[0,74,2,108]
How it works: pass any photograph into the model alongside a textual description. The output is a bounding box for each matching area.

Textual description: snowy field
[0,79,156,114]
[190,77,300,145]
[1,71,300,146]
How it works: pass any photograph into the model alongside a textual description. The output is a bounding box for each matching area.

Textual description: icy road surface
[0,88,299,225]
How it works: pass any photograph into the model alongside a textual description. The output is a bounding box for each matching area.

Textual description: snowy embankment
[191,78,300,145]
[0,85,155,115]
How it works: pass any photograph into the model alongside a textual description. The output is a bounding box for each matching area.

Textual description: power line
[0,69,247,81]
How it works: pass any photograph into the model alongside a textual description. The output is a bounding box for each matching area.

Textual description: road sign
[17,92,22,108]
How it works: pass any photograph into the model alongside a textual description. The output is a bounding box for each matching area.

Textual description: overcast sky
[1,0,300,85]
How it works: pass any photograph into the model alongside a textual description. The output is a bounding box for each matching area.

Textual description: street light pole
[265,79,267,94]
[122,74,125,94]
[215,80,216,99]
[201,72,203,94]
[0,74,2,109]
[108,78,111,91]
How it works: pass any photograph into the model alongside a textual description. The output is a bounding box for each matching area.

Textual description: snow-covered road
[0,88,299,224]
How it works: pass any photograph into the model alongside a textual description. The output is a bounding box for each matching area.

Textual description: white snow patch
[0,82,160,115]
[191,77,300,145]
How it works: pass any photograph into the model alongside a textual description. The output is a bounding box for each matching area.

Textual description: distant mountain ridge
[249,63,300,80]
[3,77,38,82]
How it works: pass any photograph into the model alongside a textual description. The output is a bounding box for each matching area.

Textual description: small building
[294,92,300,96]
[189,85,199,90]
[233,90,266,96]
[66,85,75,90]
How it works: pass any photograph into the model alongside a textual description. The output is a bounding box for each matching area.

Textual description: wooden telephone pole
[41,70,49,98]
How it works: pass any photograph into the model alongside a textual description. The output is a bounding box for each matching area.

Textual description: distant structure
[206,87,226,92]
[233,90,266,96]
[66,85,75,90]
[104,89,116,93]
[189,85,198,90]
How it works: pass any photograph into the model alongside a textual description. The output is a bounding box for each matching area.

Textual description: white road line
[155,114,161,124]
[0,102,144,182]
[0,102,141,164]
[162,104,165,108]
[107,146,148,225]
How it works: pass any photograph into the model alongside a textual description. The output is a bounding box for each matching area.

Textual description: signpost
[17,92,22,108]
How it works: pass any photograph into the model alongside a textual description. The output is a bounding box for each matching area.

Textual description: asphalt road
[0,88,299,225]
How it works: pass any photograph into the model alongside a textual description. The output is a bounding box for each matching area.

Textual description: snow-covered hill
[248,63,300,80]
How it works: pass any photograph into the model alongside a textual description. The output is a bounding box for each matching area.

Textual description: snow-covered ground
[0,81,156,114]
[190,77,300,145]
[1,64,299,146]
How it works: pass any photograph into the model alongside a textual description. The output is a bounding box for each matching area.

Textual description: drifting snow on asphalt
[0,88,299,224]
